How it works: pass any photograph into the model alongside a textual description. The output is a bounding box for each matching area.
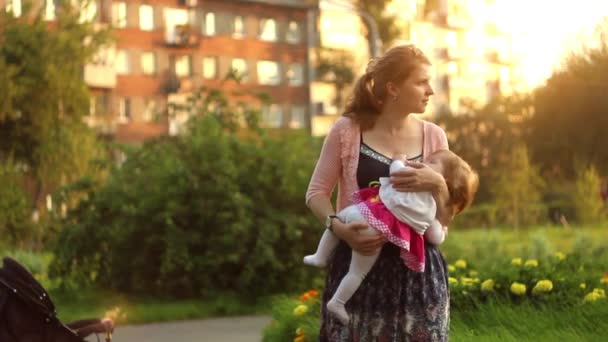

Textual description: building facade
[3,0,318,142]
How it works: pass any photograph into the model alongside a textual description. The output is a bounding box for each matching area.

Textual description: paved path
[93,316,272,342]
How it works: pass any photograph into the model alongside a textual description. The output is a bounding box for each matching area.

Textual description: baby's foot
[327,299,350,325]
[303,254,327,268]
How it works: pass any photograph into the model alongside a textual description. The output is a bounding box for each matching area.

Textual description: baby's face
[426,154,445,174]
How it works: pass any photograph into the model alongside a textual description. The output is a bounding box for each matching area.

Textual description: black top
[356,142,422,189]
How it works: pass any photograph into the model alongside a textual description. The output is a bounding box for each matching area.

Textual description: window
[286,63,303,86]
[118,97,131,123]
[44,0,58,21]
[143,99,158,122]
[139,5,155,31]
[115,50,130,74]
[90,93,110,116]
[141,52,157,75]
[263,105,283,128]
[164,8,189,44]
[112,2,127,28]
[257,60,281,85]
[79,0,97,23]
[259,18,277,42]
[290,106,306,128]
[5,0,22,17]
[202,57,218,79]
[232,15,245,38]
[204,12,216,36]
[175,55,192,77]
[286,20,301,44]
[231,58,248,81]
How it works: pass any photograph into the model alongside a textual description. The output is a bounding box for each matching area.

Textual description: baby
[304,149,479,324]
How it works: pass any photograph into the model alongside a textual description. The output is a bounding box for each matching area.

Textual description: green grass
[451,301,608,341]
[442,225,607,260]
[52,289,274,324]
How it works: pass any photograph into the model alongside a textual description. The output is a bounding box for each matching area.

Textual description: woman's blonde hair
[431,150,479,216]
[343,44,431,130]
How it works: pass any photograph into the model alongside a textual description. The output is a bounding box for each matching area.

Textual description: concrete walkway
[94,316,272,342]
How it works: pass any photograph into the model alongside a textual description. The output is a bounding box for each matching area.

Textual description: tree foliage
[315,48,356,110]
[50,86,323,298]
[355,0,402,50]
[0,158,33,247]
[491,145,545,228]
[573,165,606,224]
[528,21,608,178]
[0,1,110,209]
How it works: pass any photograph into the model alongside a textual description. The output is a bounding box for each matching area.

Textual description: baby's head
[427,150,479,215]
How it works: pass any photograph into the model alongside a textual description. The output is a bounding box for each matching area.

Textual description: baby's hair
[430,150,479,215]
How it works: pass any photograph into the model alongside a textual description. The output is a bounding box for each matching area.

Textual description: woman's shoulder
[333,115,357,130]
[422,120,446,135]
[422,119,449,149]
[326,115,358,137]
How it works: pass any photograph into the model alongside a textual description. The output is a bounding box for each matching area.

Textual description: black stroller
[0,257,114,342]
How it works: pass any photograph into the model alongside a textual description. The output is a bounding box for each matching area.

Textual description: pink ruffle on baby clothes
[353,186,426,272]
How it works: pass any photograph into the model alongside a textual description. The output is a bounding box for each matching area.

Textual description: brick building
[3,0,318,142]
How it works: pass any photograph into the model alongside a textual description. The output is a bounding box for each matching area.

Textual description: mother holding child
[304,44,479,341]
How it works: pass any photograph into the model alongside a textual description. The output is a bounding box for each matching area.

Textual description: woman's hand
[332,220,386,255]
[391,161,453,225]
[390,161,444,193]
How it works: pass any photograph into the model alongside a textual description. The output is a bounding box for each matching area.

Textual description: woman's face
[393,64,434,114]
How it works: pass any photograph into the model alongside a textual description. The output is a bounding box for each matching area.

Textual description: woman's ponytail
[343,70,382,129]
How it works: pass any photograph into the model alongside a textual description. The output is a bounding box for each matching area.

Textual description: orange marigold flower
[299,293,312,301]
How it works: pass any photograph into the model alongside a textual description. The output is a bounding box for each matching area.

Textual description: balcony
[485,50,513,65]
[433,13,471,30]
[178,0,198,6]
[84,64,117,88]
[114,121,169,143]
[435,47,465,61]
[165,25,200,47]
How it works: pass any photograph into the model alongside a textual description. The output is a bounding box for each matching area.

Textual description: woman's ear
[385,81,400,99]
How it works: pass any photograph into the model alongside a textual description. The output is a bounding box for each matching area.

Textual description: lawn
[450,301,608,341]
[3,225,607,341]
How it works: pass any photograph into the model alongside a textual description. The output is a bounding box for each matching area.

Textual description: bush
[50,88,323,298]
[263,229,608,341]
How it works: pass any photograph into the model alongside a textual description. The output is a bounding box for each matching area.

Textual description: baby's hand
[392,154,407,163]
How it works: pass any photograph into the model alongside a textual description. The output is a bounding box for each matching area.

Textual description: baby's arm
[424,220,446,245]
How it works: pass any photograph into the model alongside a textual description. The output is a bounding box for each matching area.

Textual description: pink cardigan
[306,116,449,211]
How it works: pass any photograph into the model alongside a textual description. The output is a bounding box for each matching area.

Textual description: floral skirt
[319,241,450,342]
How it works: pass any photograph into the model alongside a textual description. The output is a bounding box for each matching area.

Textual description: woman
[306,45,453,341]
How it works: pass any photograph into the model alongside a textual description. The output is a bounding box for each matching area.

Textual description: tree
[50,85,323,297]
[355,0,402,50]
[573,165,606,224]
[528,21,608,178]
[0,158,33,247]
[437,94,533,204]
[315,48,356,111]
[0,2,110,213]
[491,145,545,228]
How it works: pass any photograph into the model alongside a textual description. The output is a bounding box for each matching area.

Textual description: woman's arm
[307,195,385,256]
[389,162,453,226]
[306,120,385,255]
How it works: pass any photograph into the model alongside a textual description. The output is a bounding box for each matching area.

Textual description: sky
[321,0,608,89]
[490,0,608,88]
